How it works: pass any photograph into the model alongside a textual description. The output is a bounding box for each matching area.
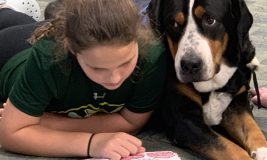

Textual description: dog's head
[149,0,256,91]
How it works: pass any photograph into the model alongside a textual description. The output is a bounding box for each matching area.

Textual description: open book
[85,151,181,160]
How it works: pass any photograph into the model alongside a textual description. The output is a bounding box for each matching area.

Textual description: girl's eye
[92,68,103,72]
[204,15,216,25]
[89,66,105,72]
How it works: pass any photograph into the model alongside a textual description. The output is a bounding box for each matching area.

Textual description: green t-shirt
[0,38,166,118]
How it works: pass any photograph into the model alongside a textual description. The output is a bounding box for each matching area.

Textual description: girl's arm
[0,99,89,157]
[40,107,152,134]
[0,99,144,158]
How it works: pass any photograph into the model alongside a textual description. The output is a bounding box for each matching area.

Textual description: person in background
[251,87,267,108]
[0,0,166,159]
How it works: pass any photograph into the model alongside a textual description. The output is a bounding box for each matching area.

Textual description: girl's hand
[251,87,267,108]
[89,132,145,160]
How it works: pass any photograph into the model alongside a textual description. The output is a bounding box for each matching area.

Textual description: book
[85,151,181,160]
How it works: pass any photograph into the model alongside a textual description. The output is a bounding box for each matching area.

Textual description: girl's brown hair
[30,0,156,60]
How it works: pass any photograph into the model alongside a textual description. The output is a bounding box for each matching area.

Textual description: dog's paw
[251,147,267,160]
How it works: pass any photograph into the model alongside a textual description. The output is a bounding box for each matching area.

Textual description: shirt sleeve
[9,41,59,117]
[126,43,167,113]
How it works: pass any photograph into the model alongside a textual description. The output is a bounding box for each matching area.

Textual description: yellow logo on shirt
[56,102,125,118]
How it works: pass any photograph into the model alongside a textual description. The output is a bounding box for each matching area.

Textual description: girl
[0,0,166,159]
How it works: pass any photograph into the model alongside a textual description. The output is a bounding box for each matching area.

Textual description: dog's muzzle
[177,52,207,83]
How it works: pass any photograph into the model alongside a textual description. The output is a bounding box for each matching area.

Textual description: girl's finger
[115,145,131,158]
[125,134,142,148]
[137,146,145,153]
[121,140,139,155]
[108,151,122,160]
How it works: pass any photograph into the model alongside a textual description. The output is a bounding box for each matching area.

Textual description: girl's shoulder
[29,38,74,75]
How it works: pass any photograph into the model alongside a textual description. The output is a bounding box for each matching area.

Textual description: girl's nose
[108,70,122,84]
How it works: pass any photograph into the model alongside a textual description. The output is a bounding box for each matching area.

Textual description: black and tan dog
[147,0,267,159]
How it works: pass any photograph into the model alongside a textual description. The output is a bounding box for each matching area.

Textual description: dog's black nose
[180,54,203,74]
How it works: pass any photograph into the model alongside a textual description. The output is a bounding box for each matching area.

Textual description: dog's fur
[147,0,267,159]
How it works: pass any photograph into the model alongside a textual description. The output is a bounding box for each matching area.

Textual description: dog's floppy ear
[148,0,163,34]
[232,0,255,64]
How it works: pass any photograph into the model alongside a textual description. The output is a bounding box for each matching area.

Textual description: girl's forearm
[1,124,91,157]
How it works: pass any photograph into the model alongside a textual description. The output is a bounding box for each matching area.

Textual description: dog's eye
[204,15,216,25]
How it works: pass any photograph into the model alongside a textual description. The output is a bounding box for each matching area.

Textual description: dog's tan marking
[194,6,206,18]
[221,109,267,154]
[208,33,229,66]
[175,12,185,25]
[235,85,247,96]
[167,36,178,58]
[176,82,202,106]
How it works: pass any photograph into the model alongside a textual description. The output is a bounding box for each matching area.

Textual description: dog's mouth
[177,69,212,83]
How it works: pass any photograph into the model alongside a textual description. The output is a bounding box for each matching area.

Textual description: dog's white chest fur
[201,57,259,126]
[203,92,233,126]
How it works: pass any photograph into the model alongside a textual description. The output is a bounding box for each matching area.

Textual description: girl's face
[76,41,139,90]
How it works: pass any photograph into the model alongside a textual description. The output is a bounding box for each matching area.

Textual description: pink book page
[85,151,181,160]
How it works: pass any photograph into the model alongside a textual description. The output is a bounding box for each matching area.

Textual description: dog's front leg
[221,92,267,160]
[188,133,253,160]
